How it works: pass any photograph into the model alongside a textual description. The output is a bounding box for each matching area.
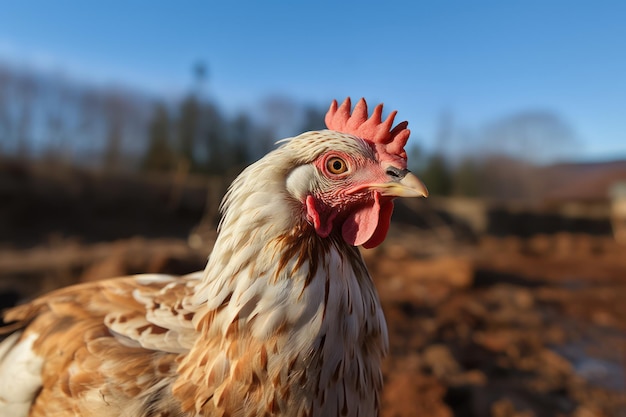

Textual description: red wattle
[341,192,393,248]
[362,200,393,249]
[308,193,394,248]
[341,197,380,246]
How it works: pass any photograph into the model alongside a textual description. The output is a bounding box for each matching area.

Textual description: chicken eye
[326,157,348,175]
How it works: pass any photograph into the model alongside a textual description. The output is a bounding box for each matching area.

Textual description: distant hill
[540,159,626,202]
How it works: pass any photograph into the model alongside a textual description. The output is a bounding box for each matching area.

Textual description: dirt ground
[1,230,624,417]
[1,161,625,416]
[370,230,626,417]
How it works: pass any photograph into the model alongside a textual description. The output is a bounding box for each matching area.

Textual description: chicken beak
[369,171,429,198]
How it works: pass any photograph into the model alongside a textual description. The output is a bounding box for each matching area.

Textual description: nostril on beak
[386,166,409,180]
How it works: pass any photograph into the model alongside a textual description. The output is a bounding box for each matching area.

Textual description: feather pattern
[0,99,424,416]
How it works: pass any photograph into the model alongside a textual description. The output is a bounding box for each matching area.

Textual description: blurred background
[0,1,625,416]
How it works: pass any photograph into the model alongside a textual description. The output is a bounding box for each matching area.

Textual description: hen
[0,98,427,417]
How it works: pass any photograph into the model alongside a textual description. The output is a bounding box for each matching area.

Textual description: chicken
[0,97,428,417]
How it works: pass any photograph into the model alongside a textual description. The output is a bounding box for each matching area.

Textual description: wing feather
[0,272,204,416]
[104,273,202,353]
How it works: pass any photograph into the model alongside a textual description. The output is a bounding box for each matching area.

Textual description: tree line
[0,60,578,202]
[0,61,327,176]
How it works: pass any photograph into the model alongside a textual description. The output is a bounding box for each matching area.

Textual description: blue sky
[0,1,624,161]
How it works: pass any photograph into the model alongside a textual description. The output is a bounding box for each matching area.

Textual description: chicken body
[0,104,427,416]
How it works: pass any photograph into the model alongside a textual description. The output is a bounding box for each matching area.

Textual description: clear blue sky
[1,1,624,161]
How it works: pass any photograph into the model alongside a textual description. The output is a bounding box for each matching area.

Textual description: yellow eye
[326,157,348,175]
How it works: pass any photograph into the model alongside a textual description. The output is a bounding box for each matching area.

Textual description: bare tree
[14,73,37,159]
[299,104,326,133]
[0,65,11,154]
[475,110,579,202]
[261,95,298,138]
[228,112,253,167]
[143,103,174,172]
[42,75,72,162]
[177,95,200,168]
[481,110,579,164]
[202,102,227,174]
[101,90,144,171]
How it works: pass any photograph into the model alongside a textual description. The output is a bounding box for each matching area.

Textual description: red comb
[325,98,410,168]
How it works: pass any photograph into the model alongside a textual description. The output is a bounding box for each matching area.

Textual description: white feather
[0,332,44,417]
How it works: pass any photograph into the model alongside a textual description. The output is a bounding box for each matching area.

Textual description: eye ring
[326,156,348,175]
